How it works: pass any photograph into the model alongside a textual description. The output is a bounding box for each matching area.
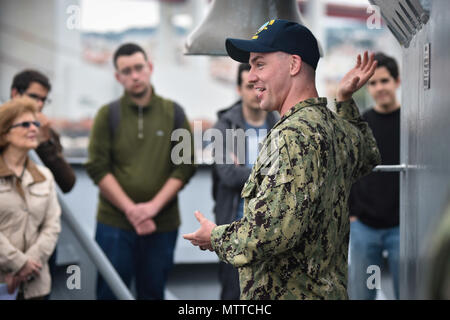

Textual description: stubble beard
[129,84,149,99]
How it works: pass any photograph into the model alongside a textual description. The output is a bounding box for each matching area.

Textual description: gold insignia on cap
[253,19,276,39]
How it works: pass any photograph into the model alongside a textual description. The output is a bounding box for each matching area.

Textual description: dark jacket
[348,108,400,228]
[36,128,76,193]
[211,100,279,226]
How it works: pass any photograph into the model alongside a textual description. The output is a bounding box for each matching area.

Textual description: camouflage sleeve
[335,98,381,181]
[211,131,318,267]
[427,201,450,299]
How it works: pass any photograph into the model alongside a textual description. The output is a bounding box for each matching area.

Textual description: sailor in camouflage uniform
[184,19,381,300]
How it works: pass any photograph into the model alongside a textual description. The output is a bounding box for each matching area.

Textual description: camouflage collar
[274,97,328,129]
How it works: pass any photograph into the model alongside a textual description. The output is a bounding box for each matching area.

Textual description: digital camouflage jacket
[211,97,381,300]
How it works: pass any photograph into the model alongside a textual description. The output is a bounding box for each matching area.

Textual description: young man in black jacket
[348,52,401,299]
[211,63,279,299]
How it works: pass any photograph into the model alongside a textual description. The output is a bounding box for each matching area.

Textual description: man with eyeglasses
[10,70,76,194]
[86,43,196,300]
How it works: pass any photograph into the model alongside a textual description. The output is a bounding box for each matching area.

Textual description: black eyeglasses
[9,121,41,130]
[25,93,51,105]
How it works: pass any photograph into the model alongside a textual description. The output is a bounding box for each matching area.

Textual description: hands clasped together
[125,201,159,235]
[5,258,42,294]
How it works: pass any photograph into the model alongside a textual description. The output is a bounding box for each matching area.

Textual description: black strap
[173,102,186,130]
[18,158,28,181]
[108,99,185,139]
[108,99,121,139]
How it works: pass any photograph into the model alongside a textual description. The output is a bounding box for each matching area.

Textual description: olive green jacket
[85,90,196,232]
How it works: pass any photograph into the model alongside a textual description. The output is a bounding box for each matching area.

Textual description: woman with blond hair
[0,96,61,300]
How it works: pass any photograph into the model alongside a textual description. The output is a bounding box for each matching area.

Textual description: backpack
[107,99,186,139]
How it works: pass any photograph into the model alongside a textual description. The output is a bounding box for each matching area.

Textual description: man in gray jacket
[211,63,279,299]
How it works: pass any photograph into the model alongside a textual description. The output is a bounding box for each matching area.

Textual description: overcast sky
[81,0,160,32]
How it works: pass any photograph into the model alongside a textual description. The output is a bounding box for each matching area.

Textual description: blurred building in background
[1,0,417,300]
[0,0,400,160]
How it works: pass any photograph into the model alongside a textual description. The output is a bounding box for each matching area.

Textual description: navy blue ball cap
[226,19,320,70]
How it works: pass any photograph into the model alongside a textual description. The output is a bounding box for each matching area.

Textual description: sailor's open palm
[337,51,378,101]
